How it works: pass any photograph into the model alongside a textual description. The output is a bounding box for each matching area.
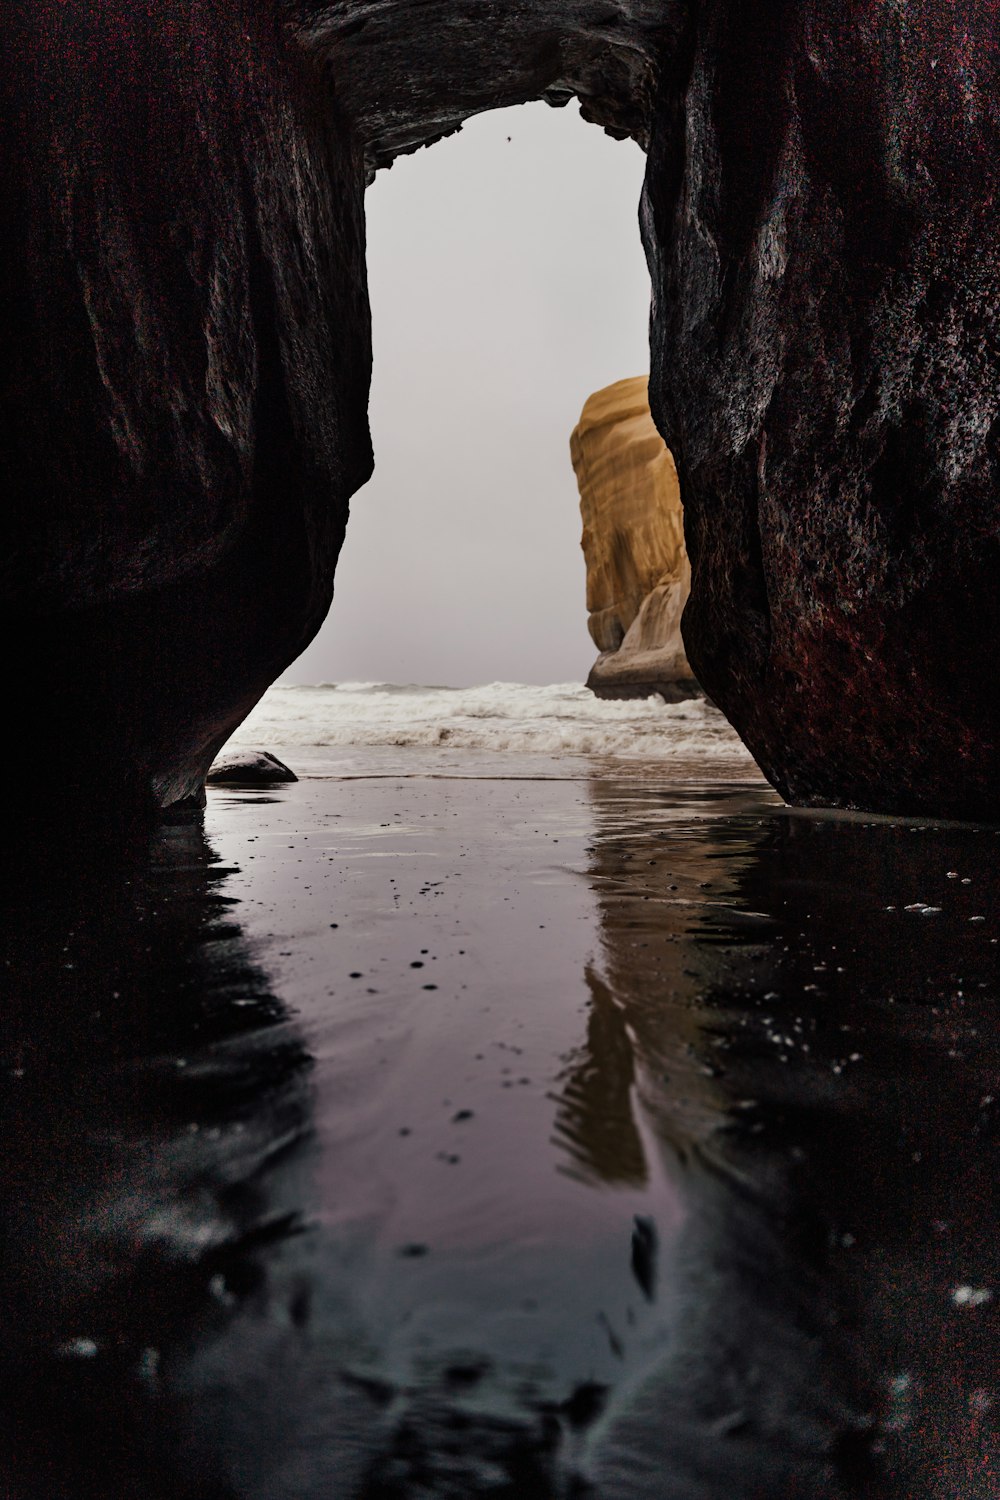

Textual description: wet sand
[1,763,997,1496]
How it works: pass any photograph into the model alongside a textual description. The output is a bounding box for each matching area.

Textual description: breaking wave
[229,681,755,763]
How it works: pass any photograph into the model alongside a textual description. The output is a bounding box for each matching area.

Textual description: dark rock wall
[3,1,372,812]
[643,1,1000,816]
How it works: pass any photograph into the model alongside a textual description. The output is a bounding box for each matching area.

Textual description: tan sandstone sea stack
[571,376,700,702]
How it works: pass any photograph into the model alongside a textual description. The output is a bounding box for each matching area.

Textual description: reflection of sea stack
[551,966,648,1188]
[571,378,700,703]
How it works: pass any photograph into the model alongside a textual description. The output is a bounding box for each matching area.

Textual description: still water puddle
[0,768,997,1496]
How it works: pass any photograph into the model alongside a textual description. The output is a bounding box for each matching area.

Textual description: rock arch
[3,1,999,818]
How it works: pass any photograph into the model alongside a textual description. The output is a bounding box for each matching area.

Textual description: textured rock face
[5,0,1000,817]
[643,1,1000,815]
[572,376,698,701]
[291,0,684,171]
[3,2,373,814]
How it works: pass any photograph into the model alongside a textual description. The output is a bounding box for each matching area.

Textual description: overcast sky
[281,102,651,686]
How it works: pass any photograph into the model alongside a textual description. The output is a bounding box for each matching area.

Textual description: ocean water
[228,680,760,781]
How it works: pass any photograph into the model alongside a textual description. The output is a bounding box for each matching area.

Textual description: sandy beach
[1,727,997,1496]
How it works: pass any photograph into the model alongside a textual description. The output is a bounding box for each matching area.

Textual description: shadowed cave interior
[6,0,1000,820]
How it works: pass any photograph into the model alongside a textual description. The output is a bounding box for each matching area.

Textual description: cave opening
[12,1,993,816]
[281,102,652,691]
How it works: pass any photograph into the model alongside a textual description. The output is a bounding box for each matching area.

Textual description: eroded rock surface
[4,0,1000,817]
[3,2,373,815]
[572,376,699,702]
[642,1,1000,815]
[290,0,683,171]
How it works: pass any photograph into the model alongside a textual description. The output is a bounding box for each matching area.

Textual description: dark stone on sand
[206,749,298,787]
[561,1381,610,1431]
[4,1,1000,817]
[631,1214,658,1302]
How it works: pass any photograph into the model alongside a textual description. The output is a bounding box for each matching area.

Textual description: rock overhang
[284,0,688,171]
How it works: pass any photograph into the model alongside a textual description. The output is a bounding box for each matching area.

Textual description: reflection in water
[552,966,648,1188]
[0,779,996,1497]
[0,814,318,1499]
[579,781,1000,1498]
[706,807,1000,1497]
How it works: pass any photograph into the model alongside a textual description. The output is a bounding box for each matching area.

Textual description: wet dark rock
[643,2,1000,817]
[206,750,298,787]
[4,0,1000,816]
[3,2,372,815]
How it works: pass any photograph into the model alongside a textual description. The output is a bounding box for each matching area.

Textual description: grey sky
[282,102,651,687]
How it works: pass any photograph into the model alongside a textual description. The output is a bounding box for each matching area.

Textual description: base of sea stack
[587,656,703,704]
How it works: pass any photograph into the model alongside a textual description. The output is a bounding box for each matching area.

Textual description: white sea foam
[228,680,756,768]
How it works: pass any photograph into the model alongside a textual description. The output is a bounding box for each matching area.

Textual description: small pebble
[57,1337,99,1359]
[952,1286,992,1308]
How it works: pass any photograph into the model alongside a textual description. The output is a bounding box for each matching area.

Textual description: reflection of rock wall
[571,377,700,702]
